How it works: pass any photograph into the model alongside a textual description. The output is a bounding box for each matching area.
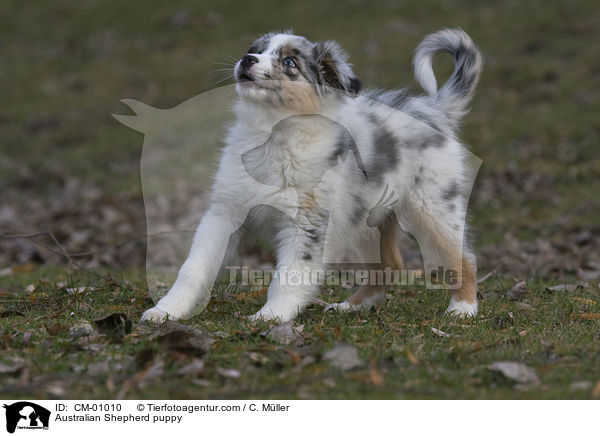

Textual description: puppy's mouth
[237,72,254,83]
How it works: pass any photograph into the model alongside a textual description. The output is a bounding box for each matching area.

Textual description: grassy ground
[1,268,599,399]
[1,0,600,399]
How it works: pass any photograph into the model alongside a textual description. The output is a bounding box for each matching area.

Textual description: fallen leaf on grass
[235,287,268,301]
[177,359,205,375]
[546,284,580,293]
[46,381,68,397]
[0,359,25,375]
[266,321,304,345]
[576,268,600,282]
[568,381,592,392]
[592,380,600,399]
[137,360,165,389]
[294,355,316,372]
[572,297,597,306]
[0,264,34,277]
[117,359,165,399]
[87,361,110,376]
[577,313,600,320]
[93,313,132,338]
[150,321,215,354]
[65,286,96,294]
[45,322,69,336]
[488,361,540,385]
[323,343,363,370]
[216,367,241,378]
[248,352,268,366]
[187,334,216,352]
[405,348,419,365]
[369,358,384,386]
[507,281,528,301]
[477,270,495,284]
[69,320,96,339]
[431,327,452,338]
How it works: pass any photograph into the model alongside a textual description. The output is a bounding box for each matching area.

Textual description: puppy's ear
[313,41,361,95]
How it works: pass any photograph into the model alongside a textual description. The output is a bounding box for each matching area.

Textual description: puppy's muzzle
[238,55,258,82]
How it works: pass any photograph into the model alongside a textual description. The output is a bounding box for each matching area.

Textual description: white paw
[324,301,354,312]
[446,296,478,318]
[249,306,295,323]
[141,306,172,323]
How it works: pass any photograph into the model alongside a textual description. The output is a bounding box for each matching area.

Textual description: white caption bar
[0,400,596,435]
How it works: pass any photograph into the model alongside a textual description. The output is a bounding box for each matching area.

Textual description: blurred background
[1,0,599,282]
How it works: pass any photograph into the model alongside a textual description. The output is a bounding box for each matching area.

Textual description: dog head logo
[3,402,50,433]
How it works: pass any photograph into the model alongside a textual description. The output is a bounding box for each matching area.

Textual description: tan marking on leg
[347,217,404,308]
[409,208,478,307]
[452,254,477,304]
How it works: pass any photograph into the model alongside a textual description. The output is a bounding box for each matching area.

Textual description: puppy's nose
[240,54,259,69]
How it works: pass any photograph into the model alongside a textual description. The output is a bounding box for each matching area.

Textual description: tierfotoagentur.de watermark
[226,265,460,289]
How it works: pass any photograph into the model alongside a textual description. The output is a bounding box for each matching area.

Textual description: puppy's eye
[283,57,297,68]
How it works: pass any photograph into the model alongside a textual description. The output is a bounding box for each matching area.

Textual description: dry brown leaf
[488,361,540,385]
[592,380,600,399]
[477,270,495,284]
[0,359,25,375]
[546,284,580,292]
[577,313,600,320]
[508,281,528,300]
[431,327,452,338]
[93,313,132,338]
[267,321,303,345]
[235,287,268,301]
[572,297,597,305]
[216,367,241,378]
[323,343,363,370]
[0,264,35,276]
[369,358,384,386]
[177,359,205,375]
[65,286,96,294]
[248,352,269,365]
[45,322,69,335]
[406,348,419,365]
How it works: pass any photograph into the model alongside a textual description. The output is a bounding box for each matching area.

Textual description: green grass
[1,269,599,399]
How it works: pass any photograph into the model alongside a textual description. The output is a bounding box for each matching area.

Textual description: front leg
[142,204,246,322]
[250,221,324,323]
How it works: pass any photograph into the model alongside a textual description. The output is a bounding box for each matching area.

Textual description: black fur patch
[443,181,460,200]
[364,88,410,110]
[330,129,354,164]
[367,114,399,178]
[312,41,361,95]
[348,76,362,95]
[248,33,276,54]
[406,110,442,133]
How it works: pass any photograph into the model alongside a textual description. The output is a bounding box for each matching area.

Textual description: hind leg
[402,190,478,317]
[327,217,404,312]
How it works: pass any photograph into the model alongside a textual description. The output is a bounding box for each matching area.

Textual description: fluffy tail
[413,29,483,120]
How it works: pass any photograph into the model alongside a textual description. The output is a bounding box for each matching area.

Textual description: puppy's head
[234,31,361,112]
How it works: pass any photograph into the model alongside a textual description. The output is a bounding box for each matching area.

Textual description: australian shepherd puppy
[142,29,483,323]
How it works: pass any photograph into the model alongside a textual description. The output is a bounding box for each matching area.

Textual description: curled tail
[413,29,483,121]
